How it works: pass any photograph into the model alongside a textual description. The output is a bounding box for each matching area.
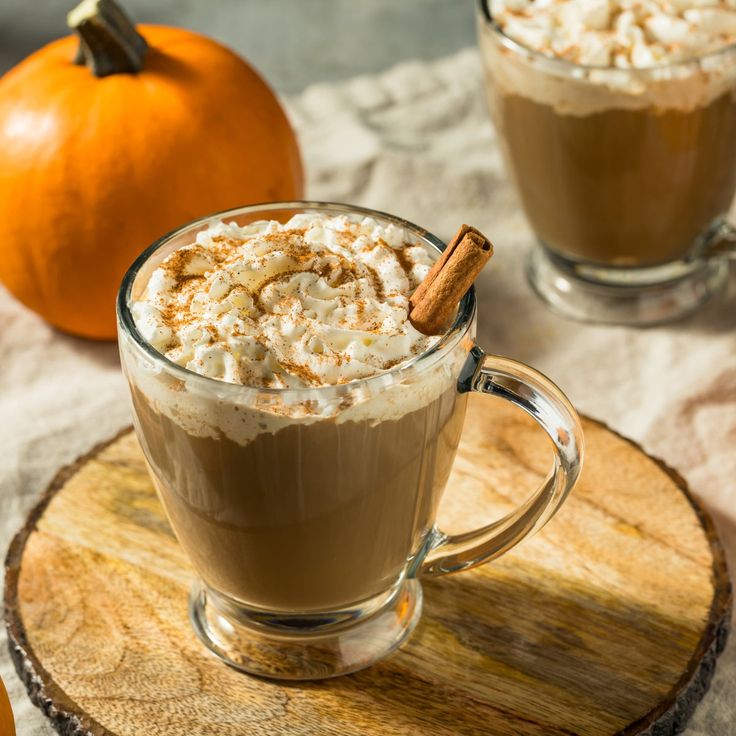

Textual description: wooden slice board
[4,395,731,736]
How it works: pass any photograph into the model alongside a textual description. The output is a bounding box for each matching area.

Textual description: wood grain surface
[4,395,732,736]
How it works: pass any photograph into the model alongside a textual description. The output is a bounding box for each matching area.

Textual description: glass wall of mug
[117,202,582,680]
[117,204,469,618]
[477,0,736,325]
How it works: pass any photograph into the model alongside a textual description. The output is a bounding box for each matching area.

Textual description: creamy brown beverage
[118,204,584,680]
[481,0,736,267]
[130,385,465,611]
[125,214,467,612]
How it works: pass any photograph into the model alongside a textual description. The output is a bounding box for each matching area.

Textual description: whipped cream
[482,0,736,114]
[490,0,736,68]
[131,214,439,389]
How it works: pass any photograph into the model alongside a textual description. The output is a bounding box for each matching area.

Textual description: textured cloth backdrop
[1,48,734,734]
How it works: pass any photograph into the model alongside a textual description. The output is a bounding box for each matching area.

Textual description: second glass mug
[117,202,583,680]
[478,0,736,326]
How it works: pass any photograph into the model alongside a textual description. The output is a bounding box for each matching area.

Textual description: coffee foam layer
[132,215,438,388]
[125,214,466,446]
[484,0,736,114]
[124,341,463,446]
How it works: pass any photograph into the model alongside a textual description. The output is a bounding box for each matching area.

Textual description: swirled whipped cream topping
[131,215,439,388]
[491,0,736,68]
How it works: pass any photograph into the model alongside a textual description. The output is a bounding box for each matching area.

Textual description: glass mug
[478,0,736,325]
[117,202,583,680]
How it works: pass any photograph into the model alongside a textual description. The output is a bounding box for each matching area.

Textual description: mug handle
[700,220,736,259]
[418,345,584,577]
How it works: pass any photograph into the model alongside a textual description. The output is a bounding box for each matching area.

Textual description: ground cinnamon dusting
[136,218,442,388]
[393,245,417,280]
[278,359,321,386]
[365,266,386,301]
[254,270,299,310]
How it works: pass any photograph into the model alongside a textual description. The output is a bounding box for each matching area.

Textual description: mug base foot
[527,247,729,327]
[189,578,423,681]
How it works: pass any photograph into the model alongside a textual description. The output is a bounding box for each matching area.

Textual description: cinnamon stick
[409,224,493,335]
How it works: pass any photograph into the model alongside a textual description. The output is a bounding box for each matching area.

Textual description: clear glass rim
[477,0,736,75]
[116,201,476,399]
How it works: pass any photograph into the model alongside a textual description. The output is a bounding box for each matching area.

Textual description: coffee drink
[124,214,467,612]
[491,91,736,267]
[130,384,465,611]
[480,0,736,268]
[118,203,583,679]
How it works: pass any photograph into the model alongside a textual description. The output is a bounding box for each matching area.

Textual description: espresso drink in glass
[117,202,583,680]
[478,0,736,325]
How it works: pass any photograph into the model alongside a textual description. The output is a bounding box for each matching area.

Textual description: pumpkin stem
[68,0,148,77]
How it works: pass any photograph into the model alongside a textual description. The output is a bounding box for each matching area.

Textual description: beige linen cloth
[1,48,734,734]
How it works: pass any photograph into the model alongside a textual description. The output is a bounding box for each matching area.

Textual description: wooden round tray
[4,396,731,736]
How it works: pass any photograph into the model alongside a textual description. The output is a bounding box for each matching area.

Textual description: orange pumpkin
[0,0,303,339]
[0,676,15,736]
